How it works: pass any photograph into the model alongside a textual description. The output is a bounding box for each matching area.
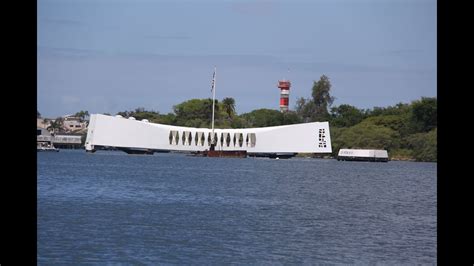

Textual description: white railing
[37,136,52,142]
[53,136,82,144]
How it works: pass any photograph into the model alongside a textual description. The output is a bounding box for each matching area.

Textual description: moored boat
[37,145,59,152]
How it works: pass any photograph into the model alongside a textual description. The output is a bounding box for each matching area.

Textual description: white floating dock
[337,149,388,162]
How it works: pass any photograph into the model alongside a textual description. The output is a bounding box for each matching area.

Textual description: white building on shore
[37,128,82,149]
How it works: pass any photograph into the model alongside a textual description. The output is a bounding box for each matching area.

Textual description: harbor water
[38,150,436,264]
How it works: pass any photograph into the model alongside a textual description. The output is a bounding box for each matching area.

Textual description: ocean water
[38,150,437,264]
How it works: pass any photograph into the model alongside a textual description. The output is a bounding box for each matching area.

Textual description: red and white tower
[278,80,291,112]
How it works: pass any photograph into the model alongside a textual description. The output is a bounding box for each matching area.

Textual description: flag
[211,69,215,92]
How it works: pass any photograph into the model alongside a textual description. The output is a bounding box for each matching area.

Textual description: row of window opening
[169,131,256,147]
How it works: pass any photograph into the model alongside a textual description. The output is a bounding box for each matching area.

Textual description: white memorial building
[85,114,332,156]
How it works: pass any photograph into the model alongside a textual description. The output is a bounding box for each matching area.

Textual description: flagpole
[211,66,216,145]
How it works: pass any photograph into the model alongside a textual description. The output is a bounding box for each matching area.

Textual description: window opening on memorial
[249,133,256,147]
[200,133,205,146]
[225,133,231,147]
[238,133,243,147]
[187,132,192,146]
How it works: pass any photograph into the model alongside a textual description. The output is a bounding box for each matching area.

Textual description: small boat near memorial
[37,143,59,152]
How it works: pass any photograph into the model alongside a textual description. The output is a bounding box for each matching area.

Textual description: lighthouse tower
[278,80,291,112]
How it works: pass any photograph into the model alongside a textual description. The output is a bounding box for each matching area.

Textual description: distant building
[37,127,82,149]
[37,128,53,144]
[53,133,82,149]
[37,118,50,129]
[277,80,291,112]
[62,115,87,132]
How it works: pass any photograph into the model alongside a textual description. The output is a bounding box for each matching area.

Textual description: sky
[38,0,436,118]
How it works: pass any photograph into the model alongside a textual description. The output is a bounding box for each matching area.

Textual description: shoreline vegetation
[39,75,436,162]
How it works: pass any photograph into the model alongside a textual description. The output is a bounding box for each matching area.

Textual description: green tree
[282,111,302,125]
[367,103,411,117]
[295,75,335,122]
[295,97,316,123]
[123,107,161,122]
[116,111,131,117]
[47,117,64,134]
[240,109,283,127]
[74,110,90,121]
[409,97,437,133]
[230,116,249,128]
[222,97,236,119]
[157,113,177,125]
[360,115,411,138]
[173,98,218,127]
[330,104,366,128]
[329,127,344,157]
[407,128,437,161]
[295,97,307,115]
[311,75,335,121]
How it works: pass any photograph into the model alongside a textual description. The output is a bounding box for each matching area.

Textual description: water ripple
[38,150,436,264]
